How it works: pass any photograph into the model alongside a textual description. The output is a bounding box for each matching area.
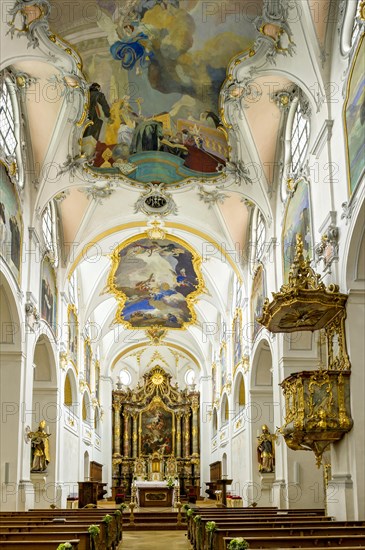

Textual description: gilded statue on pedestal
[28,420,51,472]
[257,425,276,473]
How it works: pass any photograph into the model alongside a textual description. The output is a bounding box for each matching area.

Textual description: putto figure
[257,425,276,473]
[28,420,51,472]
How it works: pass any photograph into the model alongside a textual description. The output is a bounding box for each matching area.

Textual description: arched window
[64,373,73,407]
[0,79,17,158]
[290,98,310,174]
[351,0,363,47]
[69,270,78,309]
[185,368,195,386]
[0,74,24,186]
[221,394,229,426]
[42,201,58,266]
[118,369,131,387]
[255,210,266,261]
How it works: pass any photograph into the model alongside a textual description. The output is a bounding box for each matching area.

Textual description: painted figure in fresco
[9,215,20,270]
[110,29,153,74]
[84,83,111,141]
[130,119,164,154]
[41,277,54,328]
[257,425,276,473]
[28,420,51,472]
[0,202,7,257]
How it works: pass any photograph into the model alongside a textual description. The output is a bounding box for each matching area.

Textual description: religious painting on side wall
[68,0,262,186]
[344,34,365,196]
[84,339,92,387]
[67,304,78,371]
[107,234,204,332]
[140,402,173,455]
[40,255,57,333]
[232,308,243,372]
[95,361,100,402]
[282,178,313,282]
[220,341,227,389]
[251,264,266,341]
[0,161,23,284]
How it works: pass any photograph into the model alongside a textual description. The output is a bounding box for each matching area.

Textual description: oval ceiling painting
[59,0,263,185]
[107,234,205,330]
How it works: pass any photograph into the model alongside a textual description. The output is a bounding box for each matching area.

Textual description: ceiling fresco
[50,0,261,185]
[106,233,205,333]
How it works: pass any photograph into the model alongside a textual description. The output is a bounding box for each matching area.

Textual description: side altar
[112,366,200,500]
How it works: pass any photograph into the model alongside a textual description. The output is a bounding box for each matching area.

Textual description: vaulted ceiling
[0,0,332,379]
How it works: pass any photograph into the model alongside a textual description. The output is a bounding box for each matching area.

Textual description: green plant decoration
[56,543,72,550]
[88,525,100,538]
[228,537,250,550]
[186,508,194,517]
[119,503,128,511]
[103,514,113,524]
[182,503,190,512]
[206,521,216,532]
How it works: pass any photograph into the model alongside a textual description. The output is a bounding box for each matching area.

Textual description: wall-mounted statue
[27,420,51,472]
[257,425,276,473]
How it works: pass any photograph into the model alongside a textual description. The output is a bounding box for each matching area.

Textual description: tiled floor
[120,530,192,549]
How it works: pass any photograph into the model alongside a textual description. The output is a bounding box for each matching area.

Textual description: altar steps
[123,511,186,530]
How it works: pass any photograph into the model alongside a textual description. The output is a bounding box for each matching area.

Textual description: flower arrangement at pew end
[186,508,194,517]
[56,543,73,550]
[228,538,249,550]
[182,503,190,512]
[103,514,113,524]
[193,514,201,524]
[88,525,101,537]
[206,521,217,532]
[119,502,128,511]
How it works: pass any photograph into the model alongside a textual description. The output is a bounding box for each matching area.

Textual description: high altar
[112,366,200,502]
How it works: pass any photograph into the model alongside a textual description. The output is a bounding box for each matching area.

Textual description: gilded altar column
[132,413,138,458]
[113,398,122,457]
[191,395,199,456]
[183,410,191,457]
[123,412,131,457]
[176,413,182,457]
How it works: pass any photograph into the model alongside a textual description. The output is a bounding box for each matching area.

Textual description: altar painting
[40,256,57,333]
[85,339,92,386]
[108,235,203,329]
[282,179,312,282]
[75,0,261,184]
[251,264,265,341]
[0,162,22,283]
[140,403,173,455]
[344,35,365,196]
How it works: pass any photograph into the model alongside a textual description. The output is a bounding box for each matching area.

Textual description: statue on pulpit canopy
[28,420,51,472]
[257,425,276,473]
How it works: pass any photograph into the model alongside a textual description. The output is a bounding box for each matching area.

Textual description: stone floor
[119,530,192,549]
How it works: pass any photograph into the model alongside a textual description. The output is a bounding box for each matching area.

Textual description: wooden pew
[0,540,80,550]
[0,531,96,550]
[222,535,365,549]
[211,525,365,550]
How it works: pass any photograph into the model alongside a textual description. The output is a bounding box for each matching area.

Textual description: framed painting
[84,338,92,387]
[140,401,173,456]
[40,255,57,333]
[251,264,266,341]
[220,341,227,390]
[0,161,23,284]
[282,178,313,282]
[95,360,100,401]
[107,233,204,331]
[344,34,365,196]
[232,308,243,373]
[67,304,78,371]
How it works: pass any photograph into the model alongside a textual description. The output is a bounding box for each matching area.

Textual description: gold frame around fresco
[138,395,176,456]
[67,303,79,372]
[232,308,243,375]
[343,33,365,198]
[106,232,206,333]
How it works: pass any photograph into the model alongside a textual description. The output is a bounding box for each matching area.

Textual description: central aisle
[120,530,192,549]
